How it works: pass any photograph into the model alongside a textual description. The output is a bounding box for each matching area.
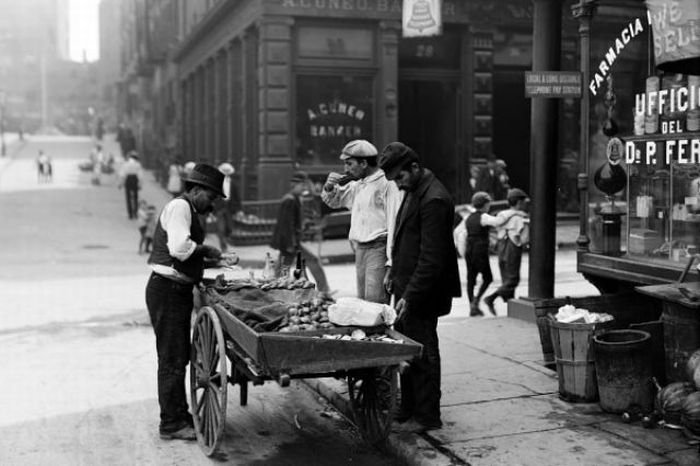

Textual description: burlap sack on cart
[206,287,319,332]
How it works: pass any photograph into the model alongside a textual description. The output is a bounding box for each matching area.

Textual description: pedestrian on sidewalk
[119,151,144,219]
[484,188,530,315]
[145,163,225,441]
[91,144,104,186]
[321,139,403,304]
[166,160,184,198]
[36,150,52,183]
[212,162,242,253]
[475,154,508,201]
[463,191,525,316]
[270,171,330,292]
[379,142,461,433]
[137,200,149,254]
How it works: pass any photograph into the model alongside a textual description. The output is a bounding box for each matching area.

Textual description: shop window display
[624,74,700,265]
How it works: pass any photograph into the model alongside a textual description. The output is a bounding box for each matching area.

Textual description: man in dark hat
[145,163,226,441]
[321,139,403,304]
[118,151,144,219]
[379,141,461,433]
[270,171,329,291]
[483,187,530,315]
[475,154,508,201]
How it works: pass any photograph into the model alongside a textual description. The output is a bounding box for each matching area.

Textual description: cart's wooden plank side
[210,302,422,376]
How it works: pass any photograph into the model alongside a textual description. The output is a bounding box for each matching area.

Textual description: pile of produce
[212,275,315,292]
[278,296,335,332]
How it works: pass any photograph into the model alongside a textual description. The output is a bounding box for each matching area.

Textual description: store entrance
[398,77,462,200]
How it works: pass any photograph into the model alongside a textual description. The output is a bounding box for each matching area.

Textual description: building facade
[112,0,645,209]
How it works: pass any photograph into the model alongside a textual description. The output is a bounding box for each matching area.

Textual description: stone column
[256,16,294,201]
[528,0,562,299]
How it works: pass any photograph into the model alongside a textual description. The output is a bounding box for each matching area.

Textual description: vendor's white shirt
[321,169,403,266]
[149,198,198,283]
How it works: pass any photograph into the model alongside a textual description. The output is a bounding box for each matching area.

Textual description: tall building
[0,0,73,131]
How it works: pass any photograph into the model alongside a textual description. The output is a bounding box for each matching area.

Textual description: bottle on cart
[293,250,303,279]
[301,259,309,280]
[262,252,275,279]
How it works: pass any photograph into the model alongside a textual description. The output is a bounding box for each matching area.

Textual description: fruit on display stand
[681,391,700,435]
[655,381,696,427]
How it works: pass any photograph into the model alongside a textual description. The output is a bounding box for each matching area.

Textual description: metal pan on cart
[189,289,422,456]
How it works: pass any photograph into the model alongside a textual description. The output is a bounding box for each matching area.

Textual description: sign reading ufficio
[525,71,582,98]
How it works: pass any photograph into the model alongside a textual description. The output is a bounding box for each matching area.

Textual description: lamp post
[572,0,598,253]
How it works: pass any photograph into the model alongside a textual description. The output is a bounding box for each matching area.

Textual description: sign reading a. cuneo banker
[525,71,582,98]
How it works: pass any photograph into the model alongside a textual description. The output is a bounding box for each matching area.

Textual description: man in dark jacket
[379,142,461,433]
[270,171,329,291]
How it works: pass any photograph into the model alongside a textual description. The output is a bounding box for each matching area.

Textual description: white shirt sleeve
[321,182,356,210]
[160,199,197,261]
[384,181,404,266]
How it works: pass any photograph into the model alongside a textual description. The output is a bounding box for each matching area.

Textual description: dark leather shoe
[160,426,196,441]
[484,295,497,315]
[470,304,484,317]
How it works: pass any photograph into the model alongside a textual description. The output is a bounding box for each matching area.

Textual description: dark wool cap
[379,142,420,180]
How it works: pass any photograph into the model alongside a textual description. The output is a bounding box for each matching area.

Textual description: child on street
[464,191,524,316]
[137,200,149,254]
[144,205,158,253]
[483,188,530,315]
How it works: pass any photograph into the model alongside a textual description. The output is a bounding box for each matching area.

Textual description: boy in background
[144,205,158,253]
[464,191,523,316]
[483,188,530,315]
[137,200,149,254]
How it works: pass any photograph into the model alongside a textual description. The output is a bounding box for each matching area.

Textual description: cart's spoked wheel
[190,306,228,456]
[347,365,398,445]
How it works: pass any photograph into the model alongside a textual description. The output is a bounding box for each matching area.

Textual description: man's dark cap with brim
[379,142,420,180]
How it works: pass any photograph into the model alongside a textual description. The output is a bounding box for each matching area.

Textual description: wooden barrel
[661,301,700,383]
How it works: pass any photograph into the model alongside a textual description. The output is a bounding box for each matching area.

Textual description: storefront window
[625,74,700,265]
[295,75,374,166]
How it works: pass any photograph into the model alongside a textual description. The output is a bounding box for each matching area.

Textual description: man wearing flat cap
[321,139,403,304]
[483,187,530,315]
[118,150,144,219]
[379,141,461,433]
[146,163,229,441]
[271,171,329,291]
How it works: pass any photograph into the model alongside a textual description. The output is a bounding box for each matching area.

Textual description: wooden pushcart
[190,287,422,456]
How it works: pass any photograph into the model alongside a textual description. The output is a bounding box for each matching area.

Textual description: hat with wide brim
[340,139,378,160]
[379,142,420,180]
[184,163,225,197]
